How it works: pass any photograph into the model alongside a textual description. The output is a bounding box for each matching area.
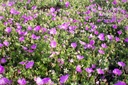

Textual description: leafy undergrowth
[0,0,128,85]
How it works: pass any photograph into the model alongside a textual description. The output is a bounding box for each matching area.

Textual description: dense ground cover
[0,0,128,85]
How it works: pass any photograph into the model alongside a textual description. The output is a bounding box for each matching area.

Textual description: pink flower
[19,36,25,42]
[27,26,32,31]
[112,0,118,5]
[0,58,7,64]
[107,35,113,40]
[42,78,51,84]
[10,8,20,15]
[71,42,77,48]
[17,78,27,85]
[114,81,126,85]
[34,77,52,85]
[101,43,107,48]
[117,61,126,67]
[97,68,104,74]
[65,1,70,8]
[122,0,127,3]
[117,30,122,35]
[113,69,122,76]
[5,27,12,33]
[49,28,57,35]
[77,55,84,60]
[50,40,57,48]
[0,16,4,20]
[31,34,40,40]
[31,6,37,10]
[0,43,3,48]
[0,77,11,85]
[85,68,94,73]
[60,74,69,83]
[89,40,95,45]
[3,40,9,47]
[50,7,55,13]
[34,77,43,85]
[25,61,34,69]
[76,65,82,73]
[112,24,117,29]
[115,37,120,42]
[31,44,37,50]
[57,58,64,65]
[98,33,105,41]
[33,25,41,32]
[0,65,5,74]
[98,49,105,54]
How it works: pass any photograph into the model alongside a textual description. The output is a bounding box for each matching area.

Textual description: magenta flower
[85,68,94,73]
[0,77,11,85]
[49,28,57,35]
[3,40,9,47]
[19,36,25,42]
[31,6,37,10]
[124,26,128,31]
[124,38,128,42]
[25,61,34,69]
[17,25,22,29]
[91,64,96,69]
[57,58,64,65]
[112,24,117,29]
[65,1,70,8]
[98,33,105,41]
[76,65,82,73]
[0,65,5,74]
[0,16,4,20]
[77,55,84,60]
[19,61,27,65]
[107,35,113,40]
[60,74,69,83]
[114,81,126,85]
[27,26,32,31]
[89,40,95,45]
[31,44,37,50]
[101,43,107,48]
[41,28,47,33]
[10,8,20,15]
[113,69,122,76]
[58,22,70,30]
[33,25,41,32]
[27,0,31,4]
[94,30,99,35]
[31,34,40,40]
[115,37,120,42]
[27,49,34,53]
[50,7,55,13]
[96,68,104,74]
[112,0,118,5]
[8,1,15,6]
[34,77,43,85]
[0,58,7,64]
[79,40,86,45]
[0,43,3,48]
[50,40,57,48]
[71,42,77,48]
[22,46,28,51]
[117,30,122,35]
[98,49,105,54]
[122,0,127,3]
[42,77,51,84]
[117,61,126,67]
[17,78,27,85]
[5,27,12,34]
